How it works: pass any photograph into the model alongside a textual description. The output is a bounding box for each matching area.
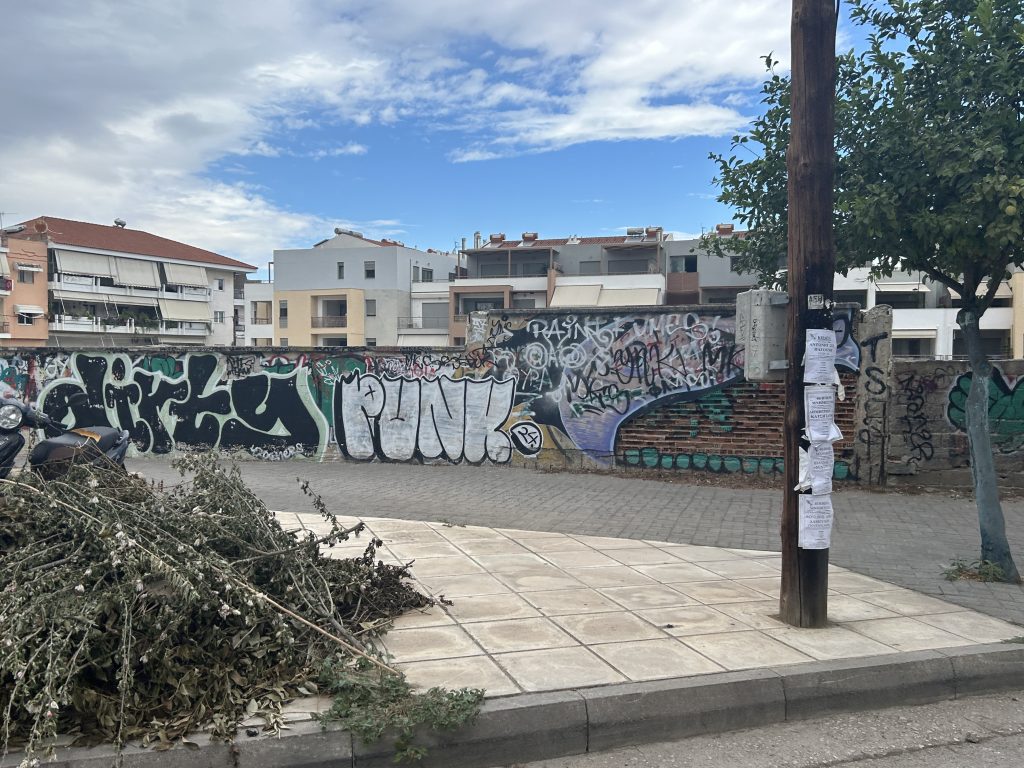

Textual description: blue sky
[1,1,862,277]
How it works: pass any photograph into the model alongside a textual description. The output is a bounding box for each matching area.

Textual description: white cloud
[0,1,792,260]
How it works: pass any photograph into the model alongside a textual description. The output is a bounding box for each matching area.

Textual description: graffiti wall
[0,305,904,481]
[887,358,1024,486]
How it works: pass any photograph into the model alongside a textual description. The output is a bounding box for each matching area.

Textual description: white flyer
[803,329,837,385]
[804,385,843,443]
[795,442,835,495]
[799,494,834,549]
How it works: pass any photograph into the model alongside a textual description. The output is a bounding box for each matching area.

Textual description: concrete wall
[887,358,1024,487]
[0,305,900,486]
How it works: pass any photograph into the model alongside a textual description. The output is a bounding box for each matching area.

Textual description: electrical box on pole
[735,289,789,381]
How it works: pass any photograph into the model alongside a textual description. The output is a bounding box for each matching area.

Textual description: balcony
[50,276,210,301]
[399,317,449,330]
[452,276,548,293]
[49,315,207,336]
[234,288,245,299]
[250,316,272,325]
[311,315,347,328]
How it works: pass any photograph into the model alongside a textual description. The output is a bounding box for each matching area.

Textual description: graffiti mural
[947,368,1024,454]
[0,305,894,478]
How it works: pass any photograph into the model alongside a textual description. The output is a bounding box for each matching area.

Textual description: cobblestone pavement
[129,458,1024,626]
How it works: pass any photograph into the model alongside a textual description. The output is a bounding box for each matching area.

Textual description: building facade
[12,217,254,347]
[272,229,457,347]
[242,281,274,346]
[0,236,49,348]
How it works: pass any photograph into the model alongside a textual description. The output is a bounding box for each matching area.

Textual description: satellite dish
[33,220,48,234]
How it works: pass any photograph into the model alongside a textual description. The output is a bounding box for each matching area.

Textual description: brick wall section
[615,372,858,478]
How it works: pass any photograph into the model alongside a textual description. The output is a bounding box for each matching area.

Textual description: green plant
[943,558,1006,583]
[316,658,484,763]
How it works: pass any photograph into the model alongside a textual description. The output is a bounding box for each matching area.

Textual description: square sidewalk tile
[453,539,533,556]
[633,562,723,584]
[399,656,520,697]
[541,550,622,569]
[674,580,769,605]
[420,573,511,598]
[521,588,624,616]
[464,617,579,653]
[445,592,543,623]
[844,617,972,651]
[638,605,751,636]
[552,611,668,644]
[590,638,724,681]
[390,606,455,630]
[406,556,486,579]
[599,584,695,611]
[713,600,789,631]
[470,553,549,572]
[681,631,814,670]
[572,535,653,550]
[565,566,660,589]
[606,548,683,566]
[823,594,900,623]
[494,646,626,692]
[764,625,896,660]
[914,611,1024,644]
[698,559,780,580]
[495,567,587,593]
[828,572,902,594]
[381,625,483,662]
[856,589,963,616]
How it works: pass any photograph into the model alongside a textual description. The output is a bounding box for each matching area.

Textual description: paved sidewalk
[284,512,1023,698]
[129,458,1024,626]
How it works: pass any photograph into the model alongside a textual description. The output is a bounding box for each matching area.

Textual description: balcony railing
[398,317,449,330]
[48,315,207,336]
[234,288,245,299]
[250,316,272,325]
[311,315,347,328]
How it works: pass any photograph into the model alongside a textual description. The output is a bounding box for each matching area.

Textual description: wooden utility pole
[780,0,838,627]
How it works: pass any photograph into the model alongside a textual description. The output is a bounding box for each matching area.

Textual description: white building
[242,281,274,346]
[17,216,255,347]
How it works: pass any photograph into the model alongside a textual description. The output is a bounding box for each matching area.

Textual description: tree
[707,0,1024,582]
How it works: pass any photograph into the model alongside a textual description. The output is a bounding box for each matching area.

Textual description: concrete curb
[5,644,1023,768]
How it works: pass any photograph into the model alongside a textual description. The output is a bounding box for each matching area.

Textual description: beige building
[0,236,49,347]
[274,288,367,347]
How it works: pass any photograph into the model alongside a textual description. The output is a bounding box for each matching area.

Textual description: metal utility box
[735,289,789,381]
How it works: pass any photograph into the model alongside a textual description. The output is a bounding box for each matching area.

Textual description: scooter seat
[29,427,124,466]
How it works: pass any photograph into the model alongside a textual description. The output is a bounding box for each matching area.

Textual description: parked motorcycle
[0,394,131,480]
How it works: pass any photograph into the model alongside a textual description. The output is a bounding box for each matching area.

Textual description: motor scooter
[0,394,131,480]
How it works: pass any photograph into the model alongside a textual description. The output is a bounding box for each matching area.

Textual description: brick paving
[129,458,1024,626]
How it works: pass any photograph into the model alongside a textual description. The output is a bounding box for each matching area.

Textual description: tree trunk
[958,309,1020,583]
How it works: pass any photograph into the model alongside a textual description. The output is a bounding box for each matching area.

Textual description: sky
[0,1,860,277]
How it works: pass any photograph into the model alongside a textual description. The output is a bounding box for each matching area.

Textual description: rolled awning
[15,263,43,273]
[0,254,9,277]
[549,284,602,307]
[158,298,211,322]
[54,250,115,278]
[163,262,208,287]
[950,283,1013,300]
[892,329,938,339]
[596,288,661,307]
[113,257,161,288]
[14,305,46,317]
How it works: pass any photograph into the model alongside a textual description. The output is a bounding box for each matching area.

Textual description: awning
[14,305,46,317]
[158,298,211,322]
[112,295,159,307]
[113,257,161,288]
[596,288,661,307]
[15,263,43,273]
[875,282,925,292]
[0,254,9,277]
[54,250,115,278]
[550,284,602,307]
[52,289,107,303]
[951,283,1013,300]
[892,329,938,339]
[163,262,208,287]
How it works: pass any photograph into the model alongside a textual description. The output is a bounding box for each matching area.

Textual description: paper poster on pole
[803,329,837,385]
[799,494,834,549]
[796,443,835,495]
[804,385,843,443]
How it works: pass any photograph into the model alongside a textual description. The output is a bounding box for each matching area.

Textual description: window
[365,299,376,316]
[279,337,289,346]
[214,311,225,323]
[412,266,420,282]
[216,278,225,291]
[453,337,465,346]
[421,267,433,282]
[17,314,34,326]
[579,261,601,275]
[891,338,934,357]
[364,261,376,279]
[512,297,536,309]
[835,290,869,307]
[278,300,288,329]
[366,337,377,347]
[684,255,698,273]
[17,269,34,284]
[337,262,345,280]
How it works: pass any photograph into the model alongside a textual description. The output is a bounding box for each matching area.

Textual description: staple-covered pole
[780,0,838,627]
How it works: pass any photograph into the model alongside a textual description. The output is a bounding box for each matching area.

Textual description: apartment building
[272,228,457,347]
[0,235,49,347]
[12,217,255,347]
[242,281,274,346]
[835,267,1020,358]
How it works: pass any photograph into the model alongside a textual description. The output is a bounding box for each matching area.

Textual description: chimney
[715,223,735,236]
[473,231,482,248]
[521,231,538,243]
